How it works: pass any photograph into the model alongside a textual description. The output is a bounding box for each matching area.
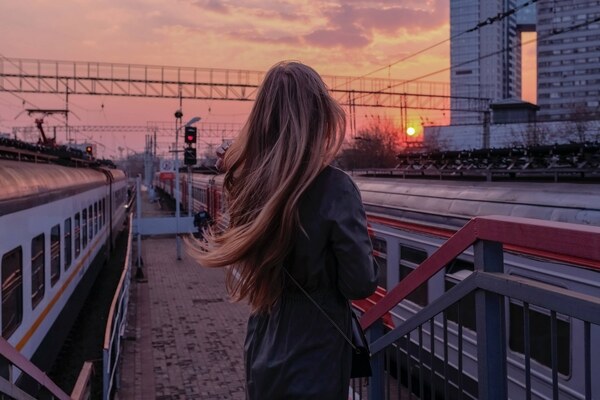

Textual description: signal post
[184,125,197,218]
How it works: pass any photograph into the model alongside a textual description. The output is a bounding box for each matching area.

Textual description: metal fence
[0,337,71,399]
[102,213,134,400]
[359,216,600,400]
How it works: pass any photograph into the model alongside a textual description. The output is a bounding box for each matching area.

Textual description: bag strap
[283,269,356,350]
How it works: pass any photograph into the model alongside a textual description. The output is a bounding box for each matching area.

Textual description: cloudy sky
[0,0,535,156]
[0,0,449,71]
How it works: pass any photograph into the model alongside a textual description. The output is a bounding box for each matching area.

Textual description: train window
[375,256,387,289]
[371,237,387,289]
[2,247,23,339]
[88,205,94,241]
[372,237,387,254]
[50,225,60,286]
[75,213,81,258]
[64,218,72,270]
[94,203,98,234]
[399,245,429,307]
[98,201,103,229]
[445,259,476,331]
[102,198,106,226]
[509,302,570,376]
[31,233,45,309]
[82,209,88,249]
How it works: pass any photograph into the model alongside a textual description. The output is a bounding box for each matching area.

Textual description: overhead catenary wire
[0,54,104,118]
[334,0,539,89]
[352,13,600,103]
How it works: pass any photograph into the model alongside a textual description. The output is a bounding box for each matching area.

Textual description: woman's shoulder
[301,166,357,209]
[317,165,357,192]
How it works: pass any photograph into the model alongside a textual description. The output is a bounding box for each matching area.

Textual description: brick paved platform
[117,188,250,400]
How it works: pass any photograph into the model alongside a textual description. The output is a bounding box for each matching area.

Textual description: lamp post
[174,111,201,260]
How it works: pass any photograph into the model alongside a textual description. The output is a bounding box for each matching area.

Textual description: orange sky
[0,0,535,157]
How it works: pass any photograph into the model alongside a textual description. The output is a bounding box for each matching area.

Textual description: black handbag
[285,271,372,378]
[349,311,372,378]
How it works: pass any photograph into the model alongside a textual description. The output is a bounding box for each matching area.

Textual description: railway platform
[108,181,600,400]
[116,189,250,400]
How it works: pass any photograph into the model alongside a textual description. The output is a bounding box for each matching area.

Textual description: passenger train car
[0,159,127,373]
[156,170,600,400]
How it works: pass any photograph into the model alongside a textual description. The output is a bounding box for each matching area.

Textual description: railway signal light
[184,126,197,144]
[184,147,197,166]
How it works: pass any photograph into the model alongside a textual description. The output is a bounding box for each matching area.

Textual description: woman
[188,61,378,399]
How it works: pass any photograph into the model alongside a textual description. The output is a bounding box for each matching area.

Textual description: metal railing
[1,57,491,113]
[0,337,71,399]
[359,216,600,400]
[102,213,134,400]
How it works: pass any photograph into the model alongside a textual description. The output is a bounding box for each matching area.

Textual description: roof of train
[353,176,600,227]
[0,160,108,201]
[190,171,600,226]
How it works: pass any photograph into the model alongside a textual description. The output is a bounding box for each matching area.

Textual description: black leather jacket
[245,166,378,400]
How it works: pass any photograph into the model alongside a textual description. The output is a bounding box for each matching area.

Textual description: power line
[334,0,539,89]
[353,13,600,103]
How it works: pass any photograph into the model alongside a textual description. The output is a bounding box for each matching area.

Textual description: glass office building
[450,0,521,124]
[537,0,600,121]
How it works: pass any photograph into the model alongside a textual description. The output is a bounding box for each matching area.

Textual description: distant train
[0,159,128,373]
[156,169,600,399]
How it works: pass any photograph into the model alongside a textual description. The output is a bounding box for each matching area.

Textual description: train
[155,169,600,400]
[0,158,128,375]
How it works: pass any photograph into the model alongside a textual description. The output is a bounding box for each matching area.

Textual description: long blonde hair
[188,61,346,313]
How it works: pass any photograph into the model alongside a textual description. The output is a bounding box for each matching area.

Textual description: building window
[50,224,60,286]
[2,247,23,339]
[64,218,72,270]
[31,234,45,309]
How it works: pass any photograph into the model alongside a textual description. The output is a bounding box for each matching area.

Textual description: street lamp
[174,111,201,260]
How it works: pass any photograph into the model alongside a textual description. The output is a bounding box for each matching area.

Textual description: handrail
[0,337,70,400]
[361,215,600,329]
[370,271,600,354]
[103,213,133,348]
[102,212,134,400]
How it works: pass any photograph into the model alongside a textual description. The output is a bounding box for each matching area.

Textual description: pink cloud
[225,28,301,45]
[194,0,230,13]
[304,28,370,48]
[356,1,449,33]
[303,1,447,49]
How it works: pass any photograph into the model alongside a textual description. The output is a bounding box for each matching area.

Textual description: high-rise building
[450,0,521,124]
[537,0,600,121]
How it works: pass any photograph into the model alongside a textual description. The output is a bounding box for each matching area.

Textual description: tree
[568,104,598,143]
[337,117,402,169]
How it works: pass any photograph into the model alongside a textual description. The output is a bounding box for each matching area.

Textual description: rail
[359,216,600,399]
[102,212,134,400]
